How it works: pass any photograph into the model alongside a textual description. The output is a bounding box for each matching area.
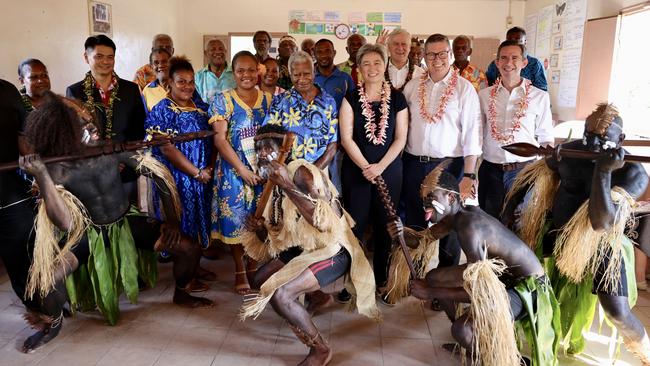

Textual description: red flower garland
[488,78,532,144]
[358,81,391,145]
[417,70,458,124]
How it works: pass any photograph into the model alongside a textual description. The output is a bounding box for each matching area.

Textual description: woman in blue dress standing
[210,51,272,294]
[145,56,213,266]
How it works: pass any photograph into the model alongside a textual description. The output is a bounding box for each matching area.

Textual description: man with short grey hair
[385,28,424,91]
[195,38,235,103]
[264,51,338,170]
[133,34,174,90]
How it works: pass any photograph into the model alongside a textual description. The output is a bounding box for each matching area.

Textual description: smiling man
[385,28,424,91]
[402,33,481,270]
[477,40,553,219]
[195,38,235,103]
[67,35,145,143]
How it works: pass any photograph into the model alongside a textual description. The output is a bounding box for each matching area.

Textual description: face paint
[431,199,445,214]
[603,140,617,150]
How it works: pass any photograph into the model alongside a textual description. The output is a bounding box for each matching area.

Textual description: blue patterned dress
[264,87,338,163]
[209,89,272,244]
[145,97,212,248]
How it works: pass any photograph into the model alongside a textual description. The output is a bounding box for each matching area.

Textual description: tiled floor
[0,254,648,366]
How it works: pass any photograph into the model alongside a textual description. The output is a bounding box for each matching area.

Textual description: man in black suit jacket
[66,35,145,143]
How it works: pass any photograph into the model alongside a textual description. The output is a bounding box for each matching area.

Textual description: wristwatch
[463,173,476,180]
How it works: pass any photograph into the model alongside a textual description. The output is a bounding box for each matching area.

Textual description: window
[609,7,650,139]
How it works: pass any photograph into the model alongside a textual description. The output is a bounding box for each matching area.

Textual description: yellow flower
[267,111,282,125]
[292,139,304,158]
[283,107,302,128]
[300,137,317,157]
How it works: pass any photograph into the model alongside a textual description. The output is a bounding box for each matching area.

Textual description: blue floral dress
[145,97,212,248]
[209,89,272,244]
[264,87,338,163]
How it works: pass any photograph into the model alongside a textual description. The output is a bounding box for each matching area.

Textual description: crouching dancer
[388,161,561,365]
[18,93,212,353]
[240,124,380,366]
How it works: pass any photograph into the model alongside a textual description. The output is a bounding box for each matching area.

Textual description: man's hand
[362,163,385,182]
[155,223,181,252]
[238,167,263,186]
[19,154,47,177]
[386,218,404,241]
[268,161,293,189]
[597,147,625,173]
[409,279,433,301]
[376,29,390,45]
[459,177,476,201]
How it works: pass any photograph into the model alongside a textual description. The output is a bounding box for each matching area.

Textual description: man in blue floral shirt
[264,51,338,170]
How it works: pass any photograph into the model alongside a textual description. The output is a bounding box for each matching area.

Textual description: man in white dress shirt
[386,29,425,92]
[478,40,554,219]
[402,33,481,268]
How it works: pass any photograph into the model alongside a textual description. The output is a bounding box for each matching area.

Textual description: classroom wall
[0,0,525,92]
[0,0,180,93]
[178,0,526,70]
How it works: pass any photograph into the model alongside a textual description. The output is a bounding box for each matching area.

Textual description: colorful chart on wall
[288,10,401,36]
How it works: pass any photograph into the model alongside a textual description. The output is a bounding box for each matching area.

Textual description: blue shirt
[486,55,548,91]
[194,64,236,104]
[314,67,355,110]
[264,86,338,163]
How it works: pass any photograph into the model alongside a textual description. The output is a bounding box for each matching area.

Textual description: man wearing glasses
[402,33,481,270]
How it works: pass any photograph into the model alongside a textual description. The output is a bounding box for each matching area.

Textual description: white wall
[0,0,180,93]
[1,0,525,93]
[179,0,526,70]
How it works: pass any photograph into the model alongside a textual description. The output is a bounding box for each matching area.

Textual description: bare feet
[234,271,251,295]
[306,290,334,314]
[173,288,214,308]
[21,312,63,353]
[298,343,332,366]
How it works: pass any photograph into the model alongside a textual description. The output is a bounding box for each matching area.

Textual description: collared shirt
[387,60,425,90]
[264,86,338,163]
[133,64,156,91]
[403,69,482,158]
[337,59,362,85]
[452,63,487,92]
[479,78,553,164]
[96,76,118,106]
[486,55,548,91]
[314,67,354,109]
[195,63,235,104]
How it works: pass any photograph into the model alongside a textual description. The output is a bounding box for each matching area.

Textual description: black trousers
[401,154,463,267]
[342,158,402,287]
[478,160,529,220]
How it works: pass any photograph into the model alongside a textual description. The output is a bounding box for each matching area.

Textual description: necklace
[487,78,532,144]
[82,71,119,139]
[385,60,415,92]
[358,81,391,145]
[418,69,458,123]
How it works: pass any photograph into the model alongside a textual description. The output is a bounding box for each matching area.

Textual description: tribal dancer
[388,161,561,366]
[503,103,650,363]
[18,92,212,353]
[241,124,379,366]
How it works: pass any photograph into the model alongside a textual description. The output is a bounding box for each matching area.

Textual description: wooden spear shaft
[374,176,417,279]
[0,131,216,172]
[502,142,650,163]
